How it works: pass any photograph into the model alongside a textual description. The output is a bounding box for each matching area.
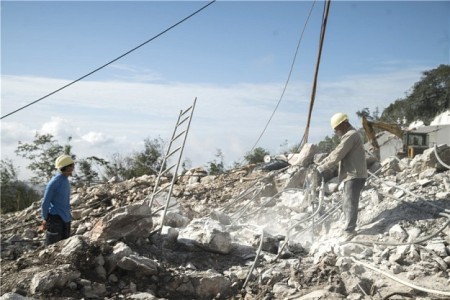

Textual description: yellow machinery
[361,115,429,160]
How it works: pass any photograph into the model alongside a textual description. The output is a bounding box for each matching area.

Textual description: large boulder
[29,264,80,294]
[89,204,153,242]
[288,143,317,167]
[178,218,232,254]
[411,144,450,173]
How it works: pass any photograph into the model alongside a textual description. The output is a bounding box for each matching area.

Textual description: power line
[1,0,216,120]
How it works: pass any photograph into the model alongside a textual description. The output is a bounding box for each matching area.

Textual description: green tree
[102,153,132,181]
[1,159,41,214]
[131,137,166,177]
[316,135,340,153]
[1,158,17,185]
[73,156,109,186]
[102,137,166,181]
[15,133,73,185]
[380,98,408,125]
[381,64,450,124]
[206,149,225,175]
[244,147,270,164]
[357,107,380,121]
[288,142,302,154]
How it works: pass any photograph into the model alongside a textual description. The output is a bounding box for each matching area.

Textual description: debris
[1,145,449,299]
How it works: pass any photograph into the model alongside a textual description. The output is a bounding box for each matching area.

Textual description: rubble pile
[1,144,450,300]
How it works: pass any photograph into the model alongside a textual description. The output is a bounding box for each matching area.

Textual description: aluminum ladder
[149,97,197,232]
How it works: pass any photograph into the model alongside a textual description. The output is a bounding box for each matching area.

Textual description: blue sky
[1,1,449,180]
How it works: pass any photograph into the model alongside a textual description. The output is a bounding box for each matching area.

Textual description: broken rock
[178,218,232,254]
[29,264,80,294]
[89,204,153,242]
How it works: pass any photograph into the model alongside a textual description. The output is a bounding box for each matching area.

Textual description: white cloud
[109,63,164,82]
[40,117,80,141]
[1,122,34,145]
[81,132,114,145]
[1,65,430,180]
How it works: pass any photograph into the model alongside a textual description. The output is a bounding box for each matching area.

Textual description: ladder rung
[172,130,187,142]
[153,184,170,196]
[150,99,196,213]
[160,164,176,176]
[166,146,182,158]
[176,116,190,127]
[180,106,193,117]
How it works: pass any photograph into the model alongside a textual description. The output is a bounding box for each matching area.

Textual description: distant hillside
[380,64,450,125]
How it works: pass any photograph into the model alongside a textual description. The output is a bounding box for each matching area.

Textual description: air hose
[350,256,450,297]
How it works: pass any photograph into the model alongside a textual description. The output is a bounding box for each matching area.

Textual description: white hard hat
[55,155,74,170]
[330,113,348,129]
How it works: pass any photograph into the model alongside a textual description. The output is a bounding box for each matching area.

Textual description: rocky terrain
[1,144,450,300]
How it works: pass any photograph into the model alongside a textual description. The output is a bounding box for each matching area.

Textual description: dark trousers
[46,214,71,245]
[342,178,366,232]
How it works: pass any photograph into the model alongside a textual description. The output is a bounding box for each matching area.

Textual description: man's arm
[41,180,56,220]
[318,131,357,172]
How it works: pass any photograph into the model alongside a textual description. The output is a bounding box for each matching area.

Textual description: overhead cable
[1,0,216,120]
[247,0,317,154]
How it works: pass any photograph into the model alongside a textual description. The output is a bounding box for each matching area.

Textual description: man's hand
[38,220,47,232]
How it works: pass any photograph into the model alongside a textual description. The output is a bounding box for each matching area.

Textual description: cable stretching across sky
[247,0,318,155]
[0,0,216,120]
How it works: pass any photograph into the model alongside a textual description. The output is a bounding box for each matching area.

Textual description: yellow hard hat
[55,155,74,170]
[330,113,348,129]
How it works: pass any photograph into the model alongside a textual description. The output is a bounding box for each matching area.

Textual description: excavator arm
[361,115,429,160]
[361,115,405,160]
[361,115,381,160]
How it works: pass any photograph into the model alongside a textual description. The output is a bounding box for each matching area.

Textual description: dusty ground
[1,158,450,299]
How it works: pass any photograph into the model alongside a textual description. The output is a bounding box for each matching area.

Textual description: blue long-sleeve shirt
[41,173,71,222]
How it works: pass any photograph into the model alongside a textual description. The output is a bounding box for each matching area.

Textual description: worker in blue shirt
[41,154,75,245]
